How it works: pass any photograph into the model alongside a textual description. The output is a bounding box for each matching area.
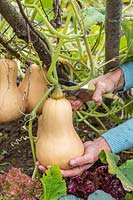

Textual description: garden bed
[0,117,132,200]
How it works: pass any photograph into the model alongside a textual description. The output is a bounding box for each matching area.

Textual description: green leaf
[81,7,105,30]
[100,151,133,191]
[87,190,115,200]
[124,193,133,200]
[100,151,120,174]
[40,165,66,200]
[42,0,53,9]
[122,20,133,58]
[59,194,83,200]
[119,160,133,186]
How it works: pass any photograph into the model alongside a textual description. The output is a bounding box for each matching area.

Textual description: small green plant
[40,165,66,200]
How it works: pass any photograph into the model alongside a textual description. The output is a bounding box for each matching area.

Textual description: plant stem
[47,10,72,85]
[28,87,54,165]
[78,100,133,120]
[32,166,38,180]
[30,0,39,21]
[95,117,107,130]
[73,15,82,59]
[70,0,95,77]
[17,62,24,79]
[23,3,81,40]
[95,34,105,64]
[123,0,133,13]
[76,111,101,134]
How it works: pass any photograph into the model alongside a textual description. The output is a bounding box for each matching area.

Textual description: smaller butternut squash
[36,88,84,169]
[0,59,25,122]
[19,64,47,114]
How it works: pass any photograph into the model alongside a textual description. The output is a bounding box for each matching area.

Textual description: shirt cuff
[118,62,133,93]
[102,118,133,153]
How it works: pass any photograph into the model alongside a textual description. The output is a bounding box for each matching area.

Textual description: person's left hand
[35,141,96,175]
[35,141,98,176]
[36,137,111,177]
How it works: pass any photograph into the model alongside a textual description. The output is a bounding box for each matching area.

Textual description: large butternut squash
[36,88,84,169]
[19,64,47,114]
[0,59,25,122]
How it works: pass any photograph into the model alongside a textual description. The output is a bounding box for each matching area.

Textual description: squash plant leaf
[122,20,133,59]
[100,151,133,191]
[42,0,53,10]
[40,165,66,200]
[87,190,115,200]
[81,7,105,30]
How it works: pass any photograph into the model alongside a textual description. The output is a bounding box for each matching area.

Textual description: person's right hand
[69,69,124,110]
[88,69,124,106]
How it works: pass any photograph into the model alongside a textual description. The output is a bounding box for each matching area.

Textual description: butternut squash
[0,59,25,122]
[19,64,47,114]
[36,88,84,169]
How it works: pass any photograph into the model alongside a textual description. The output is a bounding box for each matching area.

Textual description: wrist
[94,137,111,153]
[110,69,125,91]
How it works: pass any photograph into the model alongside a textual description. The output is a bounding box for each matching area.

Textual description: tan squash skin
[36,97,84,169]
[0,59,25,122]
[19,64,47,114]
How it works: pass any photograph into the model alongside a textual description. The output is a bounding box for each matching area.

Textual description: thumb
[69,154,91,166]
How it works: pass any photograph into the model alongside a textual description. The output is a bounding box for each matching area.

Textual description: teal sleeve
[119,62,133,92]
[102,118,133,153]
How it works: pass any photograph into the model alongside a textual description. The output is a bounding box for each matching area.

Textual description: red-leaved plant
[0,167,42,200]
[66,165,126,200]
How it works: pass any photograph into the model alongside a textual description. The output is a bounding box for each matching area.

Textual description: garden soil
[0,116,132,176]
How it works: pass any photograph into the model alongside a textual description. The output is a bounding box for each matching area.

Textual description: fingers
[91,83,106,105]
[69,99,83,110]
[61,163,94,177]
[36,161,49,172]
[70,151,96,167]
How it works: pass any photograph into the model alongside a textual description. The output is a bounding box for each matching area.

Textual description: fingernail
[39,166,45,171]
[70,160,77,166]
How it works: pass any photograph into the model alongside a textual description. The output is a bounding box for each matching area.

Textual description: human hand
[61,137,111,177]
[69,69,124,109]
[36,137,111,177]
[69,90,93,110]
[88,69,124,105]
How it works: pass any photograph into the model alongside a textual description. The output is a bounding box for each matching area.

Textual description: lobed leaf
[40,165,66,200]
[100,151,133,191]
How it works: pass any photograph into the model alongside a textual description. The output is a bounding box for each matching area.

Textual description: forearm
[105,61,133,93]
[102,118,133,153]
[120,62,133,92]
[107,68,125,91]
